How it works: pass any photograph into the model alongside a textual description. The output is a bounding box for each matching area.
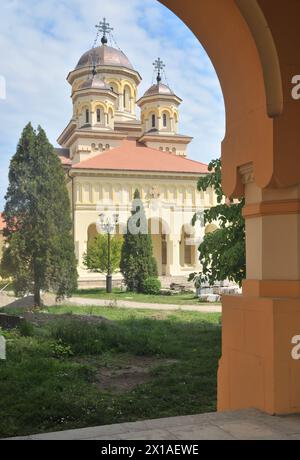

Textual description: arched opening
[161,110,171,131]
[96,108,101,123]
[109,81,120,109]
[123,85,131,111]
[148,218,169,276]
[85,108,90,124]
[180,225,196,267]
[151,113,156,128]
[94,104,106,127]
[163,112,167,128]
[3,0,300,434]
[80,105,90,127]
[87,223,98,244]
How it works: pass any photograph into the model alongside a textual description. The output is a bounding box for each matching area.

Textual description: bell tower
[137,58,192,156]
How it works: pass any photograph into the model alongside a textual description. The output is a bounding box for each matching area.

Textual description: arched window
[97,109,101,123]
[87,224,98,245]
[85,109,89,124]
[109,83,119,109]
[123,87,131,111]
[163,113,167,127]
[152,114,156,128]
[184,232,192,265]
[180,226,195,267]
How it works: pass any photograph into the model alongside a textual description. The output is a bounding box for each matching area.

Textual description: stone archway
[159,0,300,415]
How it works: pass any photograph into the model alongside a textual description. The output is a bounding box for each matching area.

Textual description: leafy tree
[83,233,123,273]
[120,189,158,292]
[1,123,78,306]
[191,158,245,286]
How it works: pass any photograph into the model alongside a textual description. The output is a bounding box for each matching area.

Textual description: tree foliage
[192,158,245,286]
[1,123,78,305]
[83,233,123,273]
[120,189,158,292]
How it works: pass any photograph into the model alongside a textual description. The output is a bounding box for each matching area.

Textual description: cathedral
[56,20,217,287]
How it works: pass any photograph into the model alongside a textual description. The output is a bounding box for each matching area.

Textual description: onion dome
[144,83,175,97]
[76,45,134,71]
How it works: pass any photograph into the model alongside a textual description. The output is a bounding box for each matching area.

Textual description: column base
[218,295,300,415]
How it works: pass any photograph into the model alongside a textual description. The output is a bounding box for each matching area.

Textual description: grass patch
[0,307,221,438]
[72,288,210,305]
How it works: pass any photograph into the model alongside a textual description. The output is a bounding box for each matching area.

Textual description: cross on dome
[95,18,114,45]
[153,58,166,83]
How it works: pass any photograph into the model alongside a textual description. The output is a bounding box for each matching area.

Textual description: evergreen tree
[1,123,78,306]
[120,189,157,292]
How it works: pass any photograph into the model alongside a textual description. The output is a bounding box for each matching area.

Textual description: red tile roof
[60,156,72,166]
[72,139,208,174]
[0,213,6,231]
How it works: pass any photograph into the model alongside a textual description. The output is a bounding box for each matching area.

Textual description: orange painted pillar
[218,171,300,414]
[158,0,300,415]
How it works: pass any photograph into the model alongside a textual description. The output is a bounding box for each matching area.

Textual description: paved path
[0,292,221,313]
[8,409,300,440]
[67,296,222,313]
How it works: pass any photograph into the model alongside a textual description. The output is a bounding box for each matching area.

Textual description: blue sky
[0,0,225,210]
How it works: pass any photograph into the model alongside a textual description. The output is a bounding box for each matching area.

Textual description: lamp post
[98,212,119,293]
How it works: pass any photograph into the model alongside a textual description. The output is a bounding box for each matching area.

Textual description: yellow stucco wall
[70,173,217,279]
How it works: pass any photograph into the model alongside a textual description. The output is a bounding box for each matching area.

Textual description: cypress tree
[120,189,157,292]
[1,123,78,306]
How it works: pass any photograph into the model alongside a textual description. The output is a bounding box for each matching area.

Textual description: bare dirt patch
[93,356,178,392]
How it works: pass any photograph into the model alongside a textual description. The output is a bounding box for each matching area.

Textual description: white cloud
[0,0,225,209]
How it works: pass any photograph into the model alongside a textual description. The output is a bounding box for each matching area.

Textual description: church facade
[56,21,217,287]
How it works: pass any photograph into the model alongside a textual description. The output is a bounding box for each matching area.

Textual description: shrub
[18,320,34,337]
[142,277,161,295]
[50,339,74,359]
[83,234,123,273]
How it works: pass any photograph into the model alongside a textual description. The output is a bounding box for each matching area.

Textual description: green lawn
[0,306,221,438]
[73,288,209,305]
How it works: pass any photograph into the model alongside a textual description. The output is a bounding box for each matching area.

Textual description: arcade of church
[71,175,216,285]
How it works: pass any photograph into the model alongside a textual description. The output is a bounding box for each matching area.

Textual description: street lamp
[98,212,119,293]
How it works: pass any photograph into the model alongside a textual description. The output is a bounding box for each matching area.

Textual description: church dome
[78,74,111,91]
[143,83,175,97]
[76,45,134,71]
